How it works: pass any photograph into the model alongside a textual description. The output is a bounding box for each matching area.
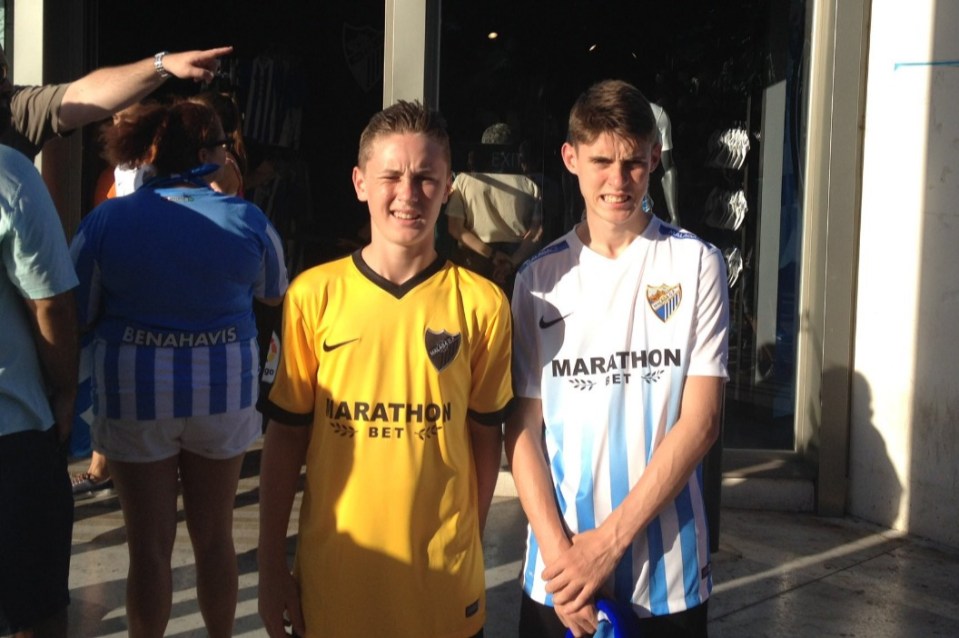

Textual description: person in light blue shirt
[0,142,79,636]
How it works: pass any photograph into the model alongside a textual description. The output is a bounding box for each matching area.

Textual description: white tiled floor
[67,443,959,637]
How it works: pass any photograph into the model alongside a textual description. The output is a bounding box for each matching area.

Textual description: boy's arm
[258,420,310,638]
[542,375,723,611]
[504,397,570,564]
[505,397,598,636]
[468,418,503,535]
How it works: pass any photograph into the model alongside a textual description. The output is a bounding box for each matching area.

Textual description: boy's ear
[650,141,663,173]
[561,142,578,174]
[352,166,369,202]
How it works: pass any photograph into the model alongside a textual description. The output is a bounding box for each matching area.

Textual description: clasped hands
[543,527,623,637]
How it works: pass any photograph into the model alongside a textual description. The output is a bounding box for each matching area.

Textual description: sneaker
[72,472,113,499]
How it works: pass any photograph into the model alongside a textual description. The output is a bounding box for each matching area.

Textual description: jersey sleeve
[467,285,513,425]
[5,84,71,157]
[509,271,543,399]
[69,209,105,328]
[254,219,289,300]
[687,244,729,378]
[258,279,318,426]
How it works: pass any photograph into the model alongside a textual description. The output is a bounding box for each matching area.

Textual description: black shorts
[0,428,73,634]
[518,592,708,638]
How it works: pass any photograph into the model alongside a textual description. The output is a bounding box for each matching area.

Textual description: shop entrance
[85,0,810,453]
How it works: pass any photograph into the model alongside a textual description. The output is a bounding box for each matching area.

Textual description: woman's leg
[86,450,110,480]
[108,455,180,638]
[178,450,245,638]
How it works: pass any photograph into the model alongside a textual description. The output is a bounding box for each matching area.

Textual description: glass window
[1,1,7,52]
[438,0,809,450]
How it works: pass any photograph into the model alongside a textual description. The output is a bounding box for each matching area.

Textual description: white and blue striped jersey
[71,185,288,421]
[511,215,728,617]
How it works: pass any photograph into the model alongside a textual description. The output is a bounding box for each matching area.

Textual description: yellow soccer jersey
[264,252,512,638]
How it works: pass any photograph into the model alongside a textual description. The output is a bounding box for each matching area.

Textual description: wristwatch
[154,51,171,79]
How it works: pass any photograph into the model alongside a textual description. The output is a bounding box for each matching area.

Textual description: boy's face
[562,132,661,230]
[352,132,451,253]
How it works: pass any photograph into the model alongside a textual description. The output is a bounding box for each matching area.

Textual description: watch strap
[154,51,171,79]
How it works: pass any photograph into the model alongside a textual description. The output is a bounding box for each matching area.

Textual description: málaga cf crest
[646,284,682,322]
[425,329,462,372]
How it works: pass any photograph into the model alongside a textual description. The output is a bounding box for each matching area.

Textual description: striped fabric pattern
[92,337,259,420]
[71,185,288,421]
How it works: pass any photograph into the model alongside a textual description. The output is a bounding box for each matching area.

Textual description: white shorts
[93,405,261,463]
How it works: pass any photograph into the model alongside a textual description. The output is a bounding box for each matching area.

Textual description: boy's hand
[259,566,305,637]
[555,599,599,637]
[543,527,622,611]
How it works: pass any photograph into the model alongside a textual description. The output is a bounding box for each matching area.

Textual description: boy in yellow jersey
[257,100,513,638]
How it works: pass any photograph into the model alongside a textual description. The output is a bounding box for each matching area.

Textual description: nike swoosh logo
[322,338,360,352]
[538,313,571,329]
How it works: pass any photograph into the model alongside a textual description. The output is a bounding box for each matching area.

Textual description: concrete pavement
[66,442,959,637]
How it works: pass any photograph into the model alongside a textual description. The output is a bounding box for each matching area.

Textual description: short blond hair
[357,100,451,169]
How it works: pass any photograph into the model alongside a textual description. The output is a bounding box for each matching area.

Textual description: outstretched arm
[542,376,723,612]
[58,46,233,131]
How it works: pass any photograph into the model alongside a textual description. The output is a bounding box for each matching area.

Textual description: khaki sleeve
[3,84,72,158]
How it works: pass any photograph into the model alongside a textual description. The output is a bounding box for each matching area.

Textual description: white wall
[851,0,959,548]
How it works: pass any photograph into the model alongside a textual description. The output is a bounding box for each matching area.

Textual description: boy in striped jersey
[506,79,729,637]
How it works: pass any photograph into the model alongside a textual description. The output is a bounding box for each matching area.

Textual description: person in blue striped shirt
[71,100,288,638]
[506,79,729,638]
